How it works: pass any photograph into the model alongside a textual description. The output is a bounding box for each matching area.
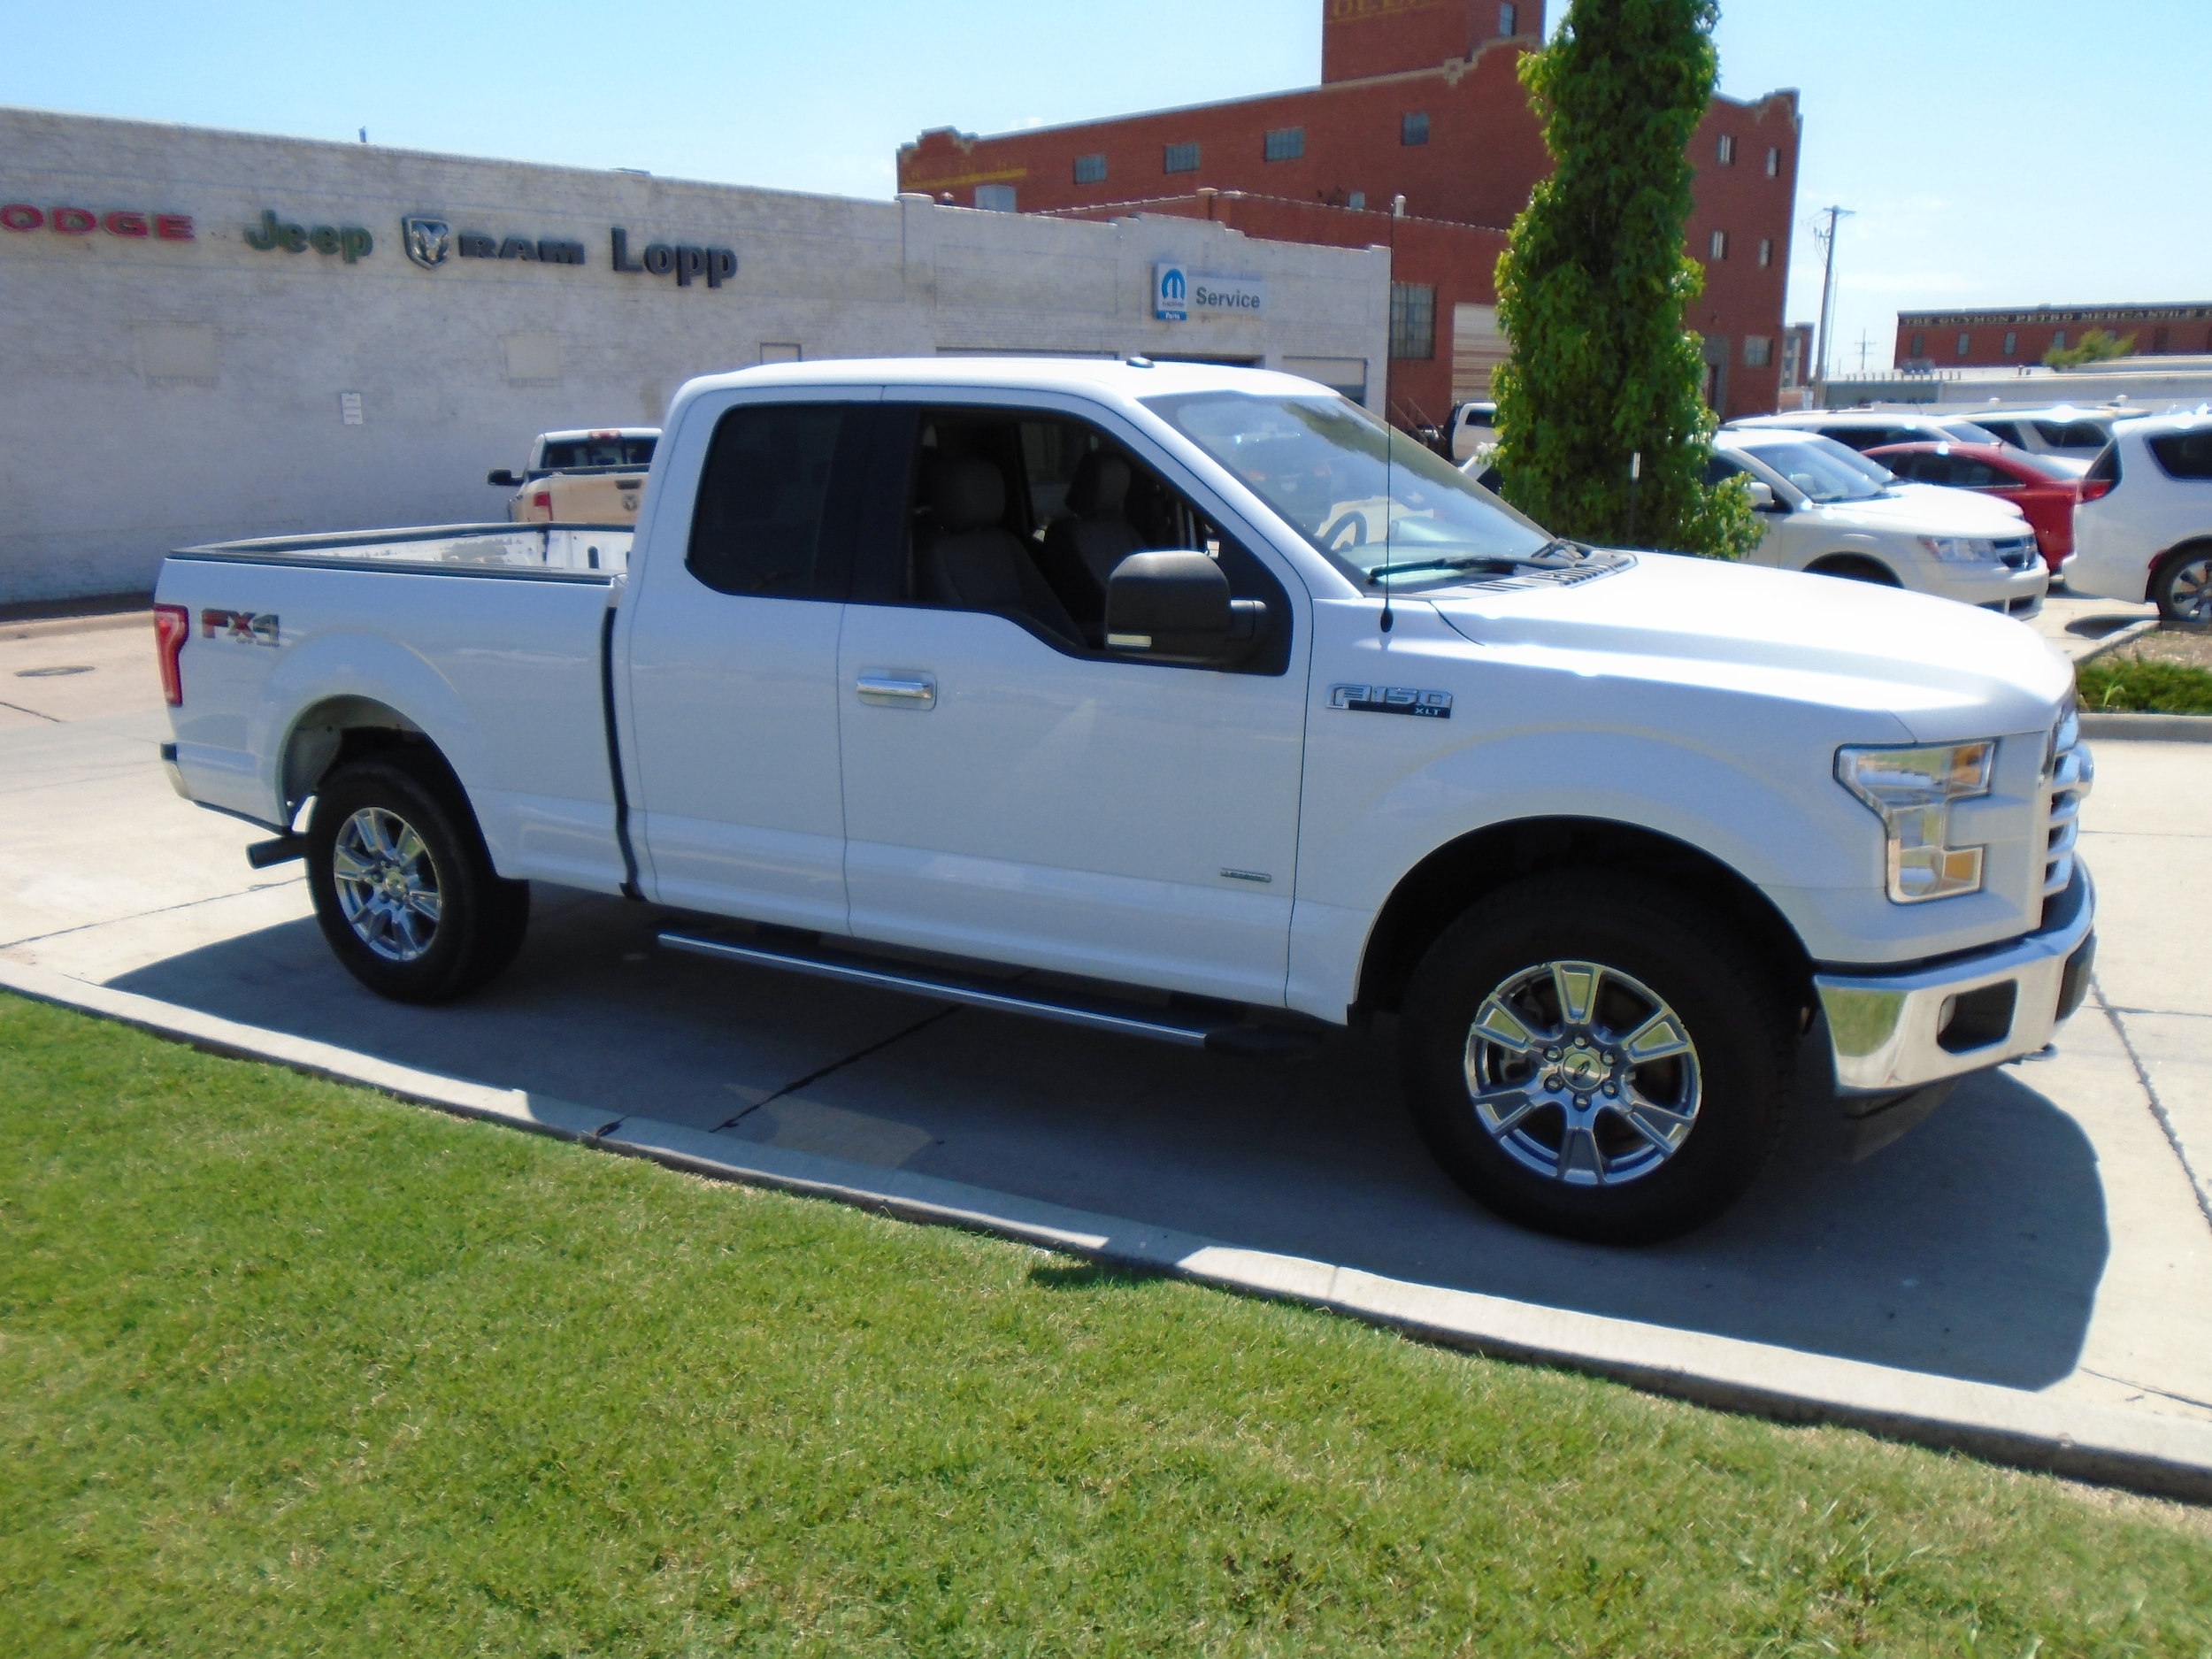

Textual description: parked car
[2065,412,2212,622]
[1729,409,2012,454]
[1709,430,2048,614]
[1864,442,2082,574]
[1968,405,2123,465]
[153,357,2094,1244]
[1442,399,1499,463]
[488,427,658,524]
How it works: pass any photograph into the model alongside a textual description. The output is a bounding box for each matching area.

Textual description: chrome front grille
[2043,708,2092,896]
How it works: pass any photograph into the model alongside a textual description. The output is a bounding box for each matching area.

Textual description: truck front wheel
[1400,872,1793,1243]
[304,753,530,1003]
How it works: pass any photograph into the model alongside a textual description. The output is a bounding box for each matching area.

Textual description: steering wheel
[1321,511,1369,551]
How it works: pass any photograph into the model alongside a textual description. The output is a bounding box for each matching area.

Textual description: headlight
[1836,741,1995,902]
[1919,535,1997,563]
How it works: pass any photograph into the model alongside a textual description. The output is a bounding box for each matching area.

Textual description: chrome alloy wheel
[1463,959,1701,1187]
[331,806,442,963]
[2167,552,2212,624]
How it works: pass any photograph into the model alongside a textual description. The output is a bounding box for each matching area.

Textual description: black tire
[2150,543,2212,625]
[1806,556,1901,587]
[1399,872,1793,1244]
[304,751,530,1003]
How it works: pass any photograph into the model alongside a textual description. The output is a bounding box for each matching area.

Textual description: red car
[1864,442,2079,573]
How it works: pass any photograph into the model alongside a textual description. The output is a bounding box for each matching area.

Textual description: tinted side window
[1978,419,2023,446]
[2148,431,2212,480]
[2039,420,2111,449]
[687,405,849,597]
[1886,453,1940,482]
[1818,426,1882,452]
[1953,458,2009,488]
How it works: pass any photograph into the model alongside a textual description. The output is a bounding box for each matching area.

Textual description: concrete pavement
[4,613,2209,1463]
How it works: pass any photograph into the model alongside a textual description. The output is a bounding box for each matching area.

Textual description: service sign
[1154,264,1265,322]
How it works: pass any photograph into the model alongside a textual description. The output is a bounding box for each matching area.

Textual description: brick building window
[2052,330,2067,350]
[975,183,1017,212]
[2004,330,2018,357]
[1164,142,1200,174]
[1758,238,1773,267]
[1765,146,1781,177]
[1956,332,1971,357]
[1348,191,1367,211]
[1264,127,1305,163]
[1500,2,1518,35]
[1389,282,1436,360]
[1709,229,1727,260]
[1073,153,1107,185]
[1402,111,1429,146]
[1910,332,1925,358]
[1717,134,1736,165]
[1744,336,1772,367]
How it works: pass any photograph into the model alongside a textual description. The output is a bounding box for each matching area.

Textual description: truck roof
[671,356,1348,409]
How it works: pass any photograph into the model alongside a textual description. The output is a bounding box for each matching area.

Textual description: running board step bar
[657,930,1317,1056]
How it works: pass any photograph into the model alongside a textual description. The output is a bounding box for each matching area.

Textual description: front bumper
[1814,863,2096,1095]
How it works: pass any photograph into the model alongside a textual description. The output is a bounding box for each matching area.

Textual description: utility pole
[1810,204,1855,405]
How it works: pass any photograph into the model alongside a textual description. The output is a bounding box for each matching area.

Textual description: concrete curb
[2080,711,2212,742]
[6,956,2211,1505]
[2068,618,2158,665]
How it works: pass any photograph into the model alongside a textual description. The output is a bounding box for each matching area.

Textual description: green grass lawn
[2078,652,2212,715]
[2,993,2207,1656]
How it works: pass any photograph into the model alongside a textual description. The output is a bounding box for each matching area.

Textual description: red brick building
[1895,303,2212,370]
[899,0,1801,427]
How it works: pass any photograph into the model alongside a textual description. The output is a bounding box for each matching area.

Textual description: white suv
[1729,409,2011,455]
[1969,405,2121,467]
[1709,430,2048,616]
[2066,412,2212,622]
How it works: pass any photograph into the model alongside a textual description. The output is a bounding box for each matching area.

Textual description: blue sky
[5,1,2205,374]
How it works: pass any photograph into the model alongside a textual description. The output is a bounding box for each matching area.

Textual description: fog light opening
[1937,981,2017,1054]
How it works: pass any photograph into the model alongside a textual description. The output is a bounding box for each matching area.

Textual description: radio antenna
[1379,419,1395,634]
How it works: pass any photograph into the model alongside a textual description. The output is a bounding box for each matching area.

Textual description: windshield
[1730,436,1891,503]
[1142,392,1552,582]
[534,435,657,474]
[2008,448,2079,481]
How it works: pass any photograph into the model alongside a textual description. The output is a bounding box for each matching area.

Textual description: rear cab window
[534,434,657,475]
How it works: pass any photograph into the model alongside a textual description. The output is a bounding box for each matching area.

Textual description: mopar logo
[1154,262,1188,321]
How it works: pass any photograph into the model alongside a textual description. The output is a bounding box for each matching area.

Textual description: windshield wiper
[1365,554,1519,583]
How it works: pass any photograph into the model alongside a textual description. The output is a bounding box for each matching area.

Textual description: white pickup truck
[153,358,2096,1243]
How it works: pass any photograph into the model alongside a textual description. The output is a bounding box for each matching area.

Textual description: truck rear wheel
[1400,872,1793,1243]
[304,753,530,1003]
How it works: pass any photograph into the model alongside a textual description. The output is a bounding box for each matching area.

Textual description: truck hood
[1810,487,2030,536]
[1425,550,2069,743]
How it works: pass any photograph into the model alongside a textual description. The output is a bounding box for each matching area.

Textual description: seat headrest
[931,457,1007,532]
[1064,451,1131,518]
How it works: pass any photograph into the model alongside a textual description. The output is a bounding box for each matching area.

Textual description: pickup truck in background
[488,427,658,525]
[153,359,2095,1243]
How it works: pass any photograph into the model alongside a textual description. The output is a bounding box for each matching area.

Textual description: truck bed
[157,525,632,896]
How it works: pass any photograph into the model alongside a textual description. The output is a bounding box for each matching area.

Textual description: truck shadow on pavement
[111,886,2108,1392]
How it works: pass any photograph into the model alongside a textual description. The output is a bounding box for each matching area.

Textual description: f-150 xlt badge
[1328,684,1451,718]
[201,609,279,647]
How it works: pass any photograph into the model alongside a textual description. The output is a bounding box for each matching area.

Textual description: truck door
[834,400,1310,1007]
[620,393,881,931]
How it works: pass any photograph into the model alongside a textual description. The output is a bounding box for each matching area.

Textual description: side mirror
[1745,480,1785,512]
[1105,551,1264,662]
[487,468,520,488]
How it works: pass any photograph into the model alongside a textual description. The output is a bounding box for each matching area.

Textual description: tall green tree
[1491,0,1758,558]
[2043,327,2134,369]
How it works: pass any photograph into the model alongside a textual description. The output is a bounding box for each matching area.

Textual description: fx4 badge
[1328,683,1451,718]
[201,609,280,647]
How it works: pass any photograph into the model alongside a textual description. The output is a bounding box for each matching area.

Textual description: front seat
[918,457,1082,648]
[1039,452,1147,626]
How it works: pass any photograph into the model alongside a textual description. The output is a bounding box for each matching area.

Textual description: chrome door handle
[855,673,935,709]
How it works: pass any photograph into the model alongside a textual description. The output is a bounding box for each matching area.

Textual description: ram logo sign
[1154,262,1188,322]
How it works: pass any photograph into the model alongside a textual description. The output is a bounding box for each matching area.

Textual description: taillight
[2078,478,2114,503]
[532,490,553,515]
[153,603,189,706]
